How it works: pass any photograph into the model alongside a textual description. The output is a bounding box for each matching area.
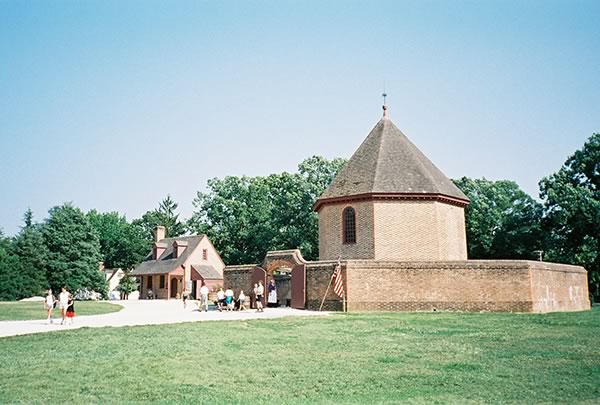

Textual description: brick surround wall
[342,260,589,313]
[528,262,590,312]
[224,259,590,313]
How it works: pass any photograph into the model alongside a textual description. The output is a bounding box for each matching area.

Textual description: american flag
[332,265,344,298]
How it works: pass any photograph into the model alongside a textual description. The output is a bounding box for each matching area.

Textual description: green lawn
[0,301,123,321]
[0,308,598,404]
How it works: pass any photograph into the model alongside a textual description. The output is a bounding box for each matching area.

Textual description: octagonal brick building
[315,109,470,262]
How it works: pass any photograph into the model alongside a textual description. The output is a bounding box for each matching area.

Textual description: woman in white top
[58,287,70,325]
[44,290,55,324]
[199,284,209,312]
[255,281,264,312]
[225,288,234,311]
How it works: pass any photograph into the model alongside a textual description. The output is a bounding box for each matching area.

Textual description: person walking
[200,283,209,312]
[58,287,69,325]
[65,295,76,325]
[44,289,56,324]
[255,281,264,312]
[251,283,258,309]
[238,290,247,311]
[182,289,190,309]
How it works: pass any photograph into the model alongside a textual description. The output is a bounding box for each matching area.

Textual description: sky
[1,0,599,236]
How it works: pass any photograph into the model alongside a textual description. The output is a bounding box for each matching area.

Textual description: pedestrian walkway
[0,300,328,338]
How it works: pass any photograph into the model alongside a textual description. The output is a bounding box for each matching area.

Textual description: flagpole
[319,270,335,312]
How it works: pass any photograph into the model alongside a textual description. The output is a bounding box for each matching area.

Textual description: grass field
[0,301,123,321]
[0,308,598,404]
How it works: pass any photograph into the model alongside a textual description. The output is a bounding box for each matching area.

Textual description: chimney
[154,226,166,243]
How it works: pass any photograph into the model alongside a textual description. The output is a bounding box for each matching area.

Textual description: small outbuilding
[131,226,225,299]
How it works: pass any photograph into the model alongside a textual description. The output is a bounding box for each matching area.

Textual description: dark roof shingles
[131,235,205,276]
[318,118,468,201]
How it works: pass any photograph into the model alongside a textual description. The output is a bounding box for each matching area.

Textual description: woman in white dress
[267,279,277,308]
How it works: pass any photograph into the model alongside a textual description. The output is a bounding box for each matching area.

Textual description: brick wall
[319,201,374,260]
[434,202,468,260]
[223,259,590,313]
[341,260,590,313]
[306,261,344,311]
[319,200,467,262]
[528,261,590,312]
[372,201,467,261]
[223,265,255,296]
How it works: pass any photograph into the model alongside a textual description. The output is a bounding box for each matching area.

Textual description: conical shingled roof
[316,116,469,206]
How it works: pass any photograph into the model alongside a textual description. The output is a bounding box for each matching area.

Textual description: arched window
[343,207,356,244]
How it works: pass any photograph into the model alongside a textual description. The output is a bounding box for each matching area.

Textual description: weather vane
[382,92,387,106]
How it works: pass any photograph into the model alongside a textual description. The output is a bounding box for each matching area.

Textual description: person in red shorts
[66,295,76,325]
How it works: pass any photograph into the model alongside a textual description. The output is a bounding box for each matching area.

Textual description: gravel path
[0,300,328,338]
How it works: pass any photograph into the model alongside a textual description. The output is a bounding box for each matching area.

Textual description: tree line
[0,133,597,301]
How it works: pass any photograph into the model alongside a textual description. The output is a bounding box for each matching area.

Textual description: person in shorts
[58,287,70,325]
[66,295,75,325]
[44,289,56,324]
[216,288,226,312]
[238,290,247,311]
[255,281,264,312]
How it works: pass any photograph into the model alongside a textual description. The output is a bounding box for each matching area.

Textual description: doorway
[170,278,178,298]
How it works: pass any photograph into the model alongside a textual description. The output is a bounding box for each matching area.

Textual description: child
[44,289,56,324]
[238,290,247,311]
[66,295,76,325]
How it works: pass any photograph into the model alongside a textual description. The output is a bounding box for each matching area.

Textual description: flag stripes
[332,266,344,298]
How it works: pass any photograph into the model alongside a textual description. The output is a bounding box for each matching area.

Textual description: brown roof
[131,235,205,276]
[316,117,468,204]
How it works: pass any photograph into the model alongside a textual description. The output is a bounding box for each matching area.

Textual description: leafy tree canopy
[43,203,106,295]
[13,209,48,298]
[133,195,186,241]
[453,177,543,260]
[188,156,346,264]
[88,210,150,270]
[539,133,600,300]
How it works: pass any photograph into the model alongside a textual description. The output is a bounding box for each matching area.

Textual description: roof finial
[382,91,388,118]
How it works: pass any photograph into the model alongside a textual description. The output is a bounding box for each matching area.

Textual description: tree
[132,195,186,241]
[539,133,600,301]
[117,274,137,299]
[453,177,544,260]
[0,229,22,301]
[188,156,347,264]
[87,210,150,270]
[42,203,106,296]
[13,209,49,298]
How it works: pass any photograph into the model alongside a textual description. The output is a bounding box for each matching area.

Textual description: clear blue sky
[1,0,598,236]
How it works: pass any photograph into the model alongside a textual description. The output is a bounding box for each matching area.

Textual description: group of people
[44,287,75,325]
[215,287,248,312]
[191,279,275,313]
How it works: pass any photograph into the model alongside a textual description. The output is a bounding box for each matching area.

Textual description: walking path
[0,300,328,338]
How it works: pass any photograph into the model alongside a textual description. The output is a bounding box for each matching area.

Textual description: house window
[343,207,356,244]
[146,276,153,289]
[202,249,208,261]
[159,275,165,289]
